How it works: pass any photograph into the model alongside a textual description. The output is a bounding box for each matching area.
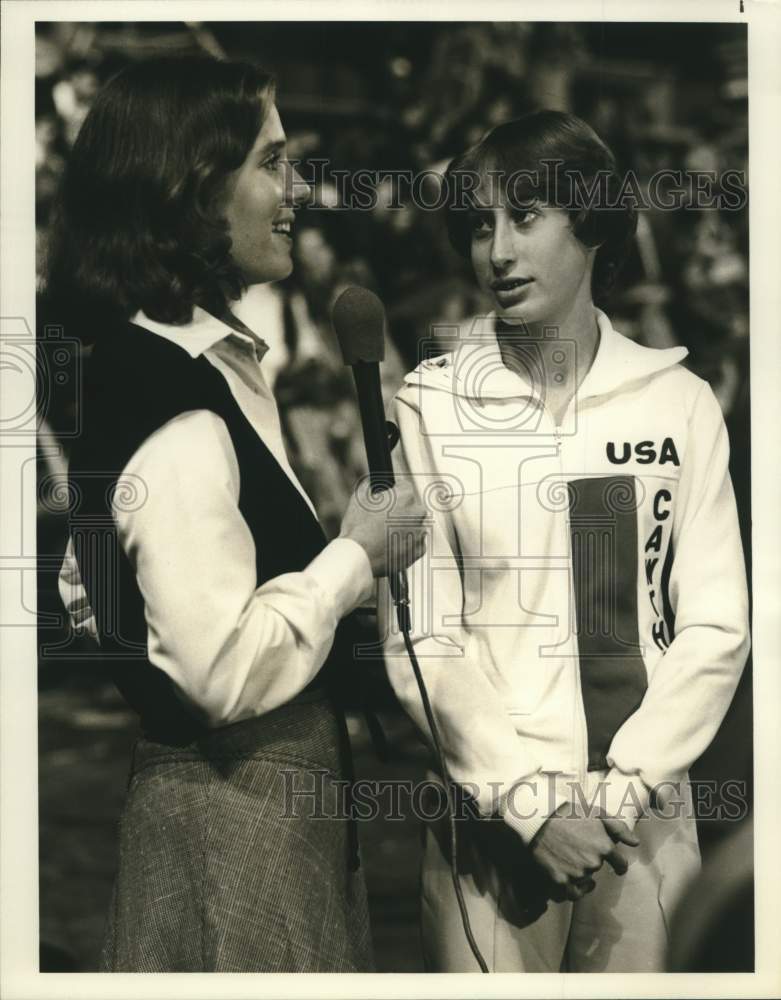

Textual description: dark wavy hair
[443,110,638,305]
[43,55,275,336]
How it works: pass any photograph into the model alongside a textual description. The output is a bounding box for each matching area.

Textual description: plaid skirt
[100,695,374,972]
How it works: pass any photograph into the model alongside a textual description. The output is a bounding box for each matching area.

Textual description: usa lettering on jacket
[607,438,681,466]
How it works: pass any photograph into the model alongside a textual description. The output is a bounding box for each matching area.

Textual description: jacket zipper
[552,412,589,788]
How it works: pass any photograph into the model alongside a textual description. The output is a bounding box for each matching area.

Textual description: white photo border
[2,1,779,997]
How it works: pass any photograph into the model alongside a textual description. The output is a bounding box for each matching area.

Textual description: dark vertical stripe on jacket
[660,534,676,645]
[568,476,648,771]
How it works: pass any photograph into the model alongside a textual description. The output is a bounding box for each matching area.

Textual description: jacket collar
[131,300,269,361]
[403,309,688,402]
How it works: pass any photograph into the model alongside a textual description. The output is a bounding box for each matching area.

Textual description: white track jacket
[382,309,749,843]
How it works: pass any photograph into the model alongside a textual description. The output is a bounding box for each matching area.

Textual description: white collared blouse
[59,305,373,726]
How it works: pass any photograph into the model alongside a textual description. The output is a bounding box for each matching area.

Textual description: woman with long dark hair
[47,54,426,972]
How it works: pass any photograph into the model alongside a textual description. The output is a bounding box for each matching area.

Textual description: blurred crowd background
[34,20,752,973]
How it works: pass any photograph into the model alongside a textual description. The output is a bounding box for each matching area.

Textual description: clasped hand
[530,802,640,902]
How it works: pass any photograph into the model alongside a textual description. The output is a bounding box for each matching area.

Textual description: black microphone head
[331,286,386,365]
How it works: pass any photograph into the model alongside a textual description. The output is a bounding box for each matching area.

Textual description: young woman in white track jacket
[382,110,749,973]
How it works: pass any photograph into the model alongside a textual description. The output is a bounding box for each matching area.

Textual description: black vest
[68,320,350,744]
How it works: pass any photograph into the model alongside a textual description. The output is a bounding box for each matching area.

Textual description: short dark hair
[443,110,638,305]
[44,55,275,335]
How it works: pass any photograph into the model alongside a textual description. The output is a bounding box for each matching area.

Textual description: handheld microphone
[331,286,409,621]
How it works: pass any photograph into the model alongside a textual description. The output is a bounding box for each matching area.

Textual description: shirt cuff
[600,768,651,830]
[500,775,571,845]
[305,537,374,621]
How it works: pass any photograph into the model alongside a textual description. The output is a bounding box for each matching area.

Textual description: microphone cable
[392,592,490,973]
